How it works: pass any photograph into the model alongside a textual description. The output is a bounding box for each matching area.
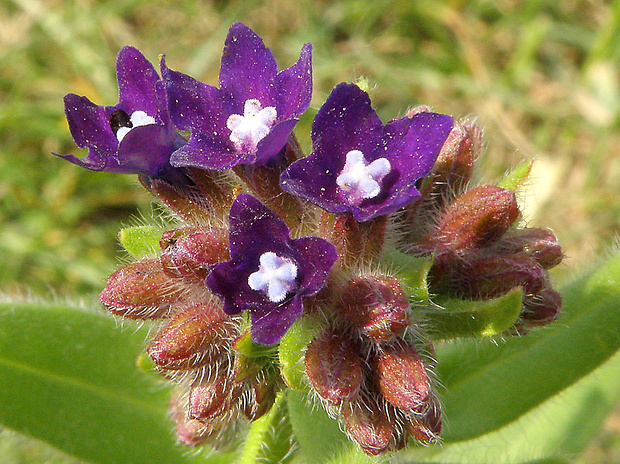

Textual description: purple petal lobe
[64,94,118,157]
[220,22,278,105]
[116,46,161,117]
[250,298,304,345]
[275,43,313,119]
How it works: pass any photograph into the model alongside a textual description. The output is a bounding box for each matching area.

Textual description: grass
[0,0,618,462]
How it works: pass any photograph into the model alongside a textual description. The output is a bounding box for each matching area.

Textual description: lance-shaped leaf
[0,301,236,464]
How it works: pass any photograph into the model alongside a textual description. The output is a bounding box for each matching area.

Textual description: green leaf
[497,159,534,191]
[278,314,322,391]
[118,225,162,258]
[0,301,235,464]
[421,287,523,339]
[393,252,620,463]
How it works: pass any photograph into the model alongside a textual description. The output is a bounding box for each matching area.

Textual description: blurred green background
[0,0,618,462]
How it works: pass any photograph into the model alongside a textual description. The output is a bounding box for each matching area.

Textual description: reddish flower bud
[160,226,229,282]
[100,259,186,319]
[148,303,232,370]
[305,329,363,405]
[342,396,394,456]
[339,275,410,341]
[431,253,547,300]
[436,186,520,252]
[242,367,280,421]
[402,396,442,443]
[495,228,563,269]
[189,370,231,420]
[374,339,431,412]
[425,118,482,198]
[522,287,562,326]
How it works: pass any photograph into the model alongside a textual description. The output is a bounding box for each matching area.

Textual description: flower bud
[342,396,394,456]
[148,303,232,370]
[305,329,363,405]
[436,185,520,252]
[339,275,410,341]
[242,367,280,421]
[430,253,547,299]
[424,118,482,198]
[494,228,563,269]
[160,226,229,283]
[374,339,431,412]
[189,370,231,420]
[100,259,186,319]
[521,287,562,326]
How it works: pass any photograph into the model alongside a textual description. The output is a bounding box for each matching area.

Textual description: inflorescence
[58,22,563,456]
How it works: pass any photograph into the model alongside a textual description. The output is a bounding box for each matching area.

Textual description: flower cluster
[59,23,563,455]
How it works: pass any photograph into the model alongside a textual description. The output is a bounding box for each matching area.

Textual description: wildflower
[58,46,185,179]
[163,22,312,170]
[280,83,454,221]
[207,193,337,345]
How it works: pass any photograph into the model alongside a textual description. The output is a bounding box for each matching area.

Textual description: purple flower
[58,46,185,178]
[207,193,337,345]
[280,83,454,222]
[162,22,312,170]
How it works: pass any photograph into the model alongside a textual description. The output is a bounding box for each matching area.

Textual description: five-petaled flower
[207,193,337,345]
[162,22,312,170]
[58,46,185,179]
[280,83,454,221]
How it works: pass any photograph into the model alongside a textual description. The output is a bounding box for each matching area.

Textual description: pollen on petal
[226,99,277,152]
[248,252,298,303]
[336,150,391,203]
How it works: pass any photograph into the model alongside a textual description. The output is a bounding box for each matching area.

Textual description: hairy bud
[342,396,394,456]
[160,226,229,282]
[305,328,363,405]
[374,339,431,412]
[494,227,563,269]
[339,275,410,341]
[148,303,232,370]
[436,185,519,252]
[100,259,186,319]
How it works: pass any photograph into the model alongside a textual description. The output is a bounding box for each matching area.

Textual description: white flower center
[248,252,298,303]
[336,150,391,203]
[116,110,156,142]
[226,99,277,152]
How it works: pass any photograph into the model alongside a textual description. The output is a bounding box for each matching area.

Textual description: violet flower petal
[219,22,278,106]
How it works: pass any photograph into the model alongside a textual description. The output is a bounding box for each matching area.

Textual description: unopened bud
[436,186,519,252]
[431,253,546,299]
[189,369,231,420]
[100,259,186,319]
[425,118,482,198]
[521,287,562,326]
[148,303,232,370]
[495,228,563,269]
[402,396,442,442]
[160,226,229,282]
[305,329,363,405]
[339,275,410,341]
[342,396,394,456]
[374,339,431,412]
[242,367,280,421]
